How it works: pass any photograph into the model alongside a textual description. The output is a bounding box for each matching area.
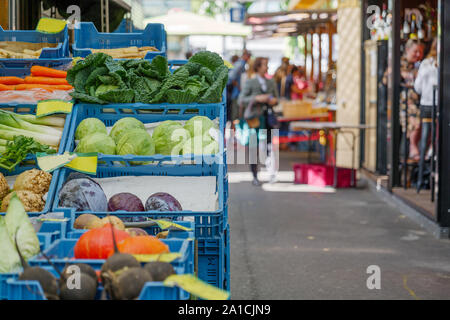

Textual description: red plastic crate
[293,163,356,188]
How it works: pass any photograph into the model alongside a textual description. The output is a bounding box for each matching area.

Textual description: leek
[0,124,60,147]
[0,110,65,127]
[0,111,62,137]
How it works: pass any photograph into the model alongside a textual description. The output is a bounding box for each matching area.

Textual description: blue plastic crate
[0,26,71,77]
[0,25,70,59]
[37,231,60,251]
[35,218,68,249]
[0,104,73,215]
[4,265,188,300]
[52,165,227,239]
[64,102,226,167]
[73,22,166,59]
[113,19,143,33]
[0,58,72,77]
[224,224,230,291]
[196,225,229,290]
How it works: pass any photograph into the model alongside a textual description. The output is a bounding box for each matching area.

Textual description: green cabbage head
[184,116,217,138]
[182,134,219,155]
[75,118,107,140]
[110,117,145,143]
[76,132,116,155]
[153,120,190,155]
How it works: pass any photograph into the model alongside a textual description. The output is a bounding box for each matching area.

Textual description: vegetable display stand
[0,26,71,77]
[73,22,167,59]
[4,265,189,300]
[0,104,73,215]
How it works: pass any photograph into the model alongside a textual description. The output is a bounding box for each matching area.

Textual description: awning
[245,8,337,39]
[288,0,332,11]
[145,10,251,37]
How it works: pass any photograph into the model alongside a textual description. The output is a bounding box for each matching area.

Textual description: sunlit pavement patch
[261,182,336,193]
[228,171,294,183]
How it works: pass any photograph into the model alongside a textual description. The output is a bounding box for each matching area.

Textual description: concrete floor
[228,152,450,300]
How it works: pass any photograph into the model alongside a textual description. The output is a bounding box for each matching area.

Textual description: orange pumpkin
[74,224,130,259]
[116,236,170,255]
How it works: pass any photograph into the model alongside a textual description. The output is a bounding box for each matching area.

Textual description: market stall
[0,18,230,300]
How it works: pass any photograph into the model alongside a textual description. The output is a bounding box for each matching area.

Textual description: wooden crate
[282,100,313,118]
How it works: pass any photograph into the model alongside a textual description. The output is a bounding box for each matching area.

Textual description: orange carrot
[50,84,73,90]
[30,65,67,78]
[24,76,69,85]
[15,84,73,91]
[0,84,16,91]
[15,84,54,92]
[0,76,25,85]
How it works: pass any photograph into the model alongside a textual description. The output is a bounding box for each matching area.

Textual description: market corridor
[228,152,450,300]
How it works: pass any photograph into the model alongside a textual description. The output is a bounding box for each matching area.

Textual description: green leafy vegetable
[97,89,135,103]
[184,116,217,138]
[95,84,119,97]
[75,118,107,141]
[110,117,145,143]
[152,121,190,155]
[76,133,116,155]
[0,136,56,171]
[116,128,155,164]
[68,50,228,104]
[188,51,224,72]
[70,92,107,104]
[165,89,197,104]
[0,216,21,273]
[5,193,40,261]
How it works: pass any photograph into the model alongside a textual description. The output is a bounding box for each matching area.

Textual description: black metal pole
[431,85,437,202]
[436,0,450,227]
[403,87,408,189]
[388,0,401,190]
[360,0,368,169]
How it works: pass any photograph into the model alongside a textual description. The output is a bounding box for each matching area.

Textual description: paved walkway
[228,152,450,300]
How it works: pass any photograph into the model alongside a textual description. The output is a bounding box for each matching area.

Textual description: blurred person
[231,55,239,64]
[238,57,279,186]
[290,66,309,100]
[383,39,425,161]
[414,38,438,190]
[226,54,242,125]
[274,57,290,95]
[227,50,251,124]
[240,57,255,86]
[185,51,193,59]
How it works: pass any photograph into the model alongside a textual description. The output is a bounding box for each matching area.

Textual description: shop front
[360,0,449,236]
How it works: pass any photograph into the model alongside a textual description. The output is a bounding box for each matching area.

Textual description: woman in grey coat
[238,57,279,186]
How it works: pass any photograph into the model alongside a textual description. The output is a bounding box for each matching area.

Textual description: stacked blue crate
[53,99,229,289]
[73,22,166,59]
[0,26,71,77]
[0,104,73,215]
